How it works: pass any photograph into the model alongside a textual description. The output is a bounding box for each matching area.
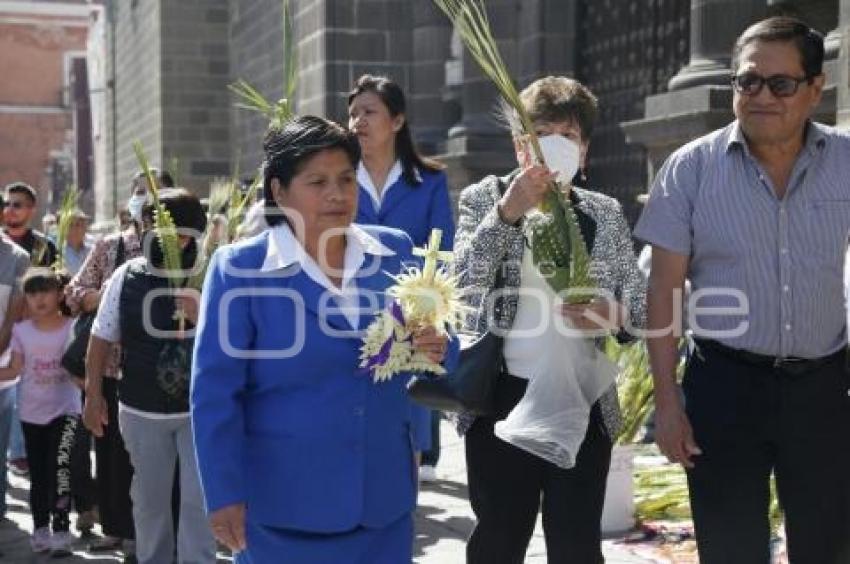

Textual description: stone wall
[102,0,848,225]
[228,0,285,175]
[160,0,231,191]
[109,0,163,202]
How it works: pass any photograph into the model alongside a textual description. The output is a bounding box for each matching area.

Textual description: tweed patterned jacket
[453,173,648,438]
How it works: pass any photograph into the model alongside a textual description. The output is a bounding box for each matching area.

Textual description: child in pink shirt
[0,268,80,556]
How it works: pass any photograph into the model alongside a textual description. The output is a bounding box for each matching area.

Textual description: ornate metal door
[577,0,690,224]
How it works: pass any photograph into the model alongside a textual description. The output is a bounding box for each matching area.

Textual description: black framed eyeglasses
[730,72,812,98]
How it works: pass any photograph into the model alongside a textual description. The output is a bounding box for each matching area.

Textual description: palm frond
[167,155,182,187]
[229,80,277,119]
[494,98,524,136]
[207,177,234,217]
[53,186,79,271]
[282,0,297,103]
[229,0,298,128]
[133,141,182,288]
[435,0,594,301]
[227,175,259,241]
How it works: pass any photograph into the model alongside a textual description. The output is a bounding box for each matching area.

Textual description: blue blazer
[356,168,455,250]
[191,226,458,533]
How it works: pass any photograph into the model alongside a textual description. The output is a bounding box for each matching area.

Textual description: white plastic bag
[494,331,617,469]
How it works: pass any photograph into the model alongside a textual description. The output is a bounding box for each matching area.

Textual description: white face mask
[537,134,581,185]
[127,194,147,221]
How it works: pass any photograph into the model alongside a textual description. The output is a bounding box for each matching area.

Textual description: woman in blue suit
[190,116,456,563]
[348,75,455,478]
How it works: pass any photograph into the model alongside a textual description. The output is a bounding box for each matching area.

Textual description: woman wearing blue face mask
[454,76,647,564]
[64,167,173,556]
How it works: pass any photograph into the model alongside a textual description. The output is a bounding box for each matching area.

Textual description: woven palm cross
[413,228,453,282]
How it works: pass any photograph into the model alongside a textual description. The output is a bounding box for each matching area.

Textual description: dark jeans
[95,377,135,539]
[22,414,81,532]
[684,344,850,564]
[465,374,612,564]
[72,391,96,514]
[421,410,441,467]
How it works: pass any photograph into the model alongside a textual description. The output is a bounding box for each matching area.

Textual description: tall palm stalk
[53,186,79,271]
[187,174,259,290]
[133,142,182,284]
[434,0,594,302]
[229,0,298,128]
[133,141,188,336]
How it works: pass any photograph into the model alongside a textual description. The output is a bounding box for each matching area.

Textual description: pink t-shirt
[10,318,81,425]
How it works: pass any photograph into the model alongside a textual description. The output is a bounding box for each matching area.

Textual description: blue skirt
[234,513,413,564]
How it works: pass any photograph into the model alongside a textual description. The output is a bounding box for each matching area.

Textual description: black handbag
[407,268,506,415]
[407,329,504,415]
[61,236,126,378]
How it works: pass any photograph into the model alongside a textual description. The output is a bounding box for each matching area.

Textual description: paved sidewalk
[414,418,651,564]
[1,418,651,563]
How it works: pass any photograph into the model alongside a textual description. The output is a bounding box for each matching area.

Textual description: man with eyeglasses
[636,16,850,564]
[2,183,58,268]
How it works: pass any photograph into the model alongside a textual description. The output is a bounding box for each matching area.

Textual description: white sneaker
[30,527,51,553]
[50,530,74,557]
[419,465,438,483]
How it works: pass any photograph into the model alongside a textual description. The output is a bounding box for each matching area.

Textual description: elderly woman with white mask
[454,76,646,564]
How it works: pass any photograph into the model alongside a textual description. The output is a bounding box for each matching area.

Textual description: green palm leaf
[132,141,182,289]
[53,185,79,271]
[434,0,594,302]
[229,0,298,128]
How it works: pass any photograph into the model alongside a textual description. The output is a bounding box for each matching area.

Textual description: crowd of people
[0,14,848,564]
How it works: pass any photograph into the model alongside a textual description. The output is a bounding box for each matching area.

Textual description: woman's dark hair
[347,74,444,186]
[141,187,207,236]
[519,76,599,140]
[140,188,206,271]
[22,268,71,315]
[22,267,63,294]
[732,16,824,78]
[261,115,361,227]
[131,168,176,193]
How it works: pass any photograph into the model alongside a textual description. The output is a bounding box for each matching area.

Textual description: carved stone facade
[623,0,847,198]
[97,0,849,224]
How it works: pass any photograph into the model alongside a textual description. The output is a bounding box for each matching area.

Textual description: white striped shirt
[635,121,850,358]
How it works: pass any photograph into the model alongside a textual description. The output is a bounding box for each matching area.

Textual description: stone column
[441,0,522,191]
[838,0,850,129]
[668,0,764,90]
[410,1,454,155]
[622,0,764,186]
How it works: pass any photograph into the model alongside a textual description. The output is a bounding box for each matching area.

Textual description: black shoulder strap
[115,235,126,268]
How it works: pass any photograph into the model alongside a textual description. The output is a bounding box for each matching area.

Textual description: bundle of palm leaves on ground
[606,339,658,445]
[434,0,593,302]
[633,463,692,522]
[229,0,297,128]
[608,339,785,530]
[634,462,783,533]
[53,186,79,272]
[606,338,690,445]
